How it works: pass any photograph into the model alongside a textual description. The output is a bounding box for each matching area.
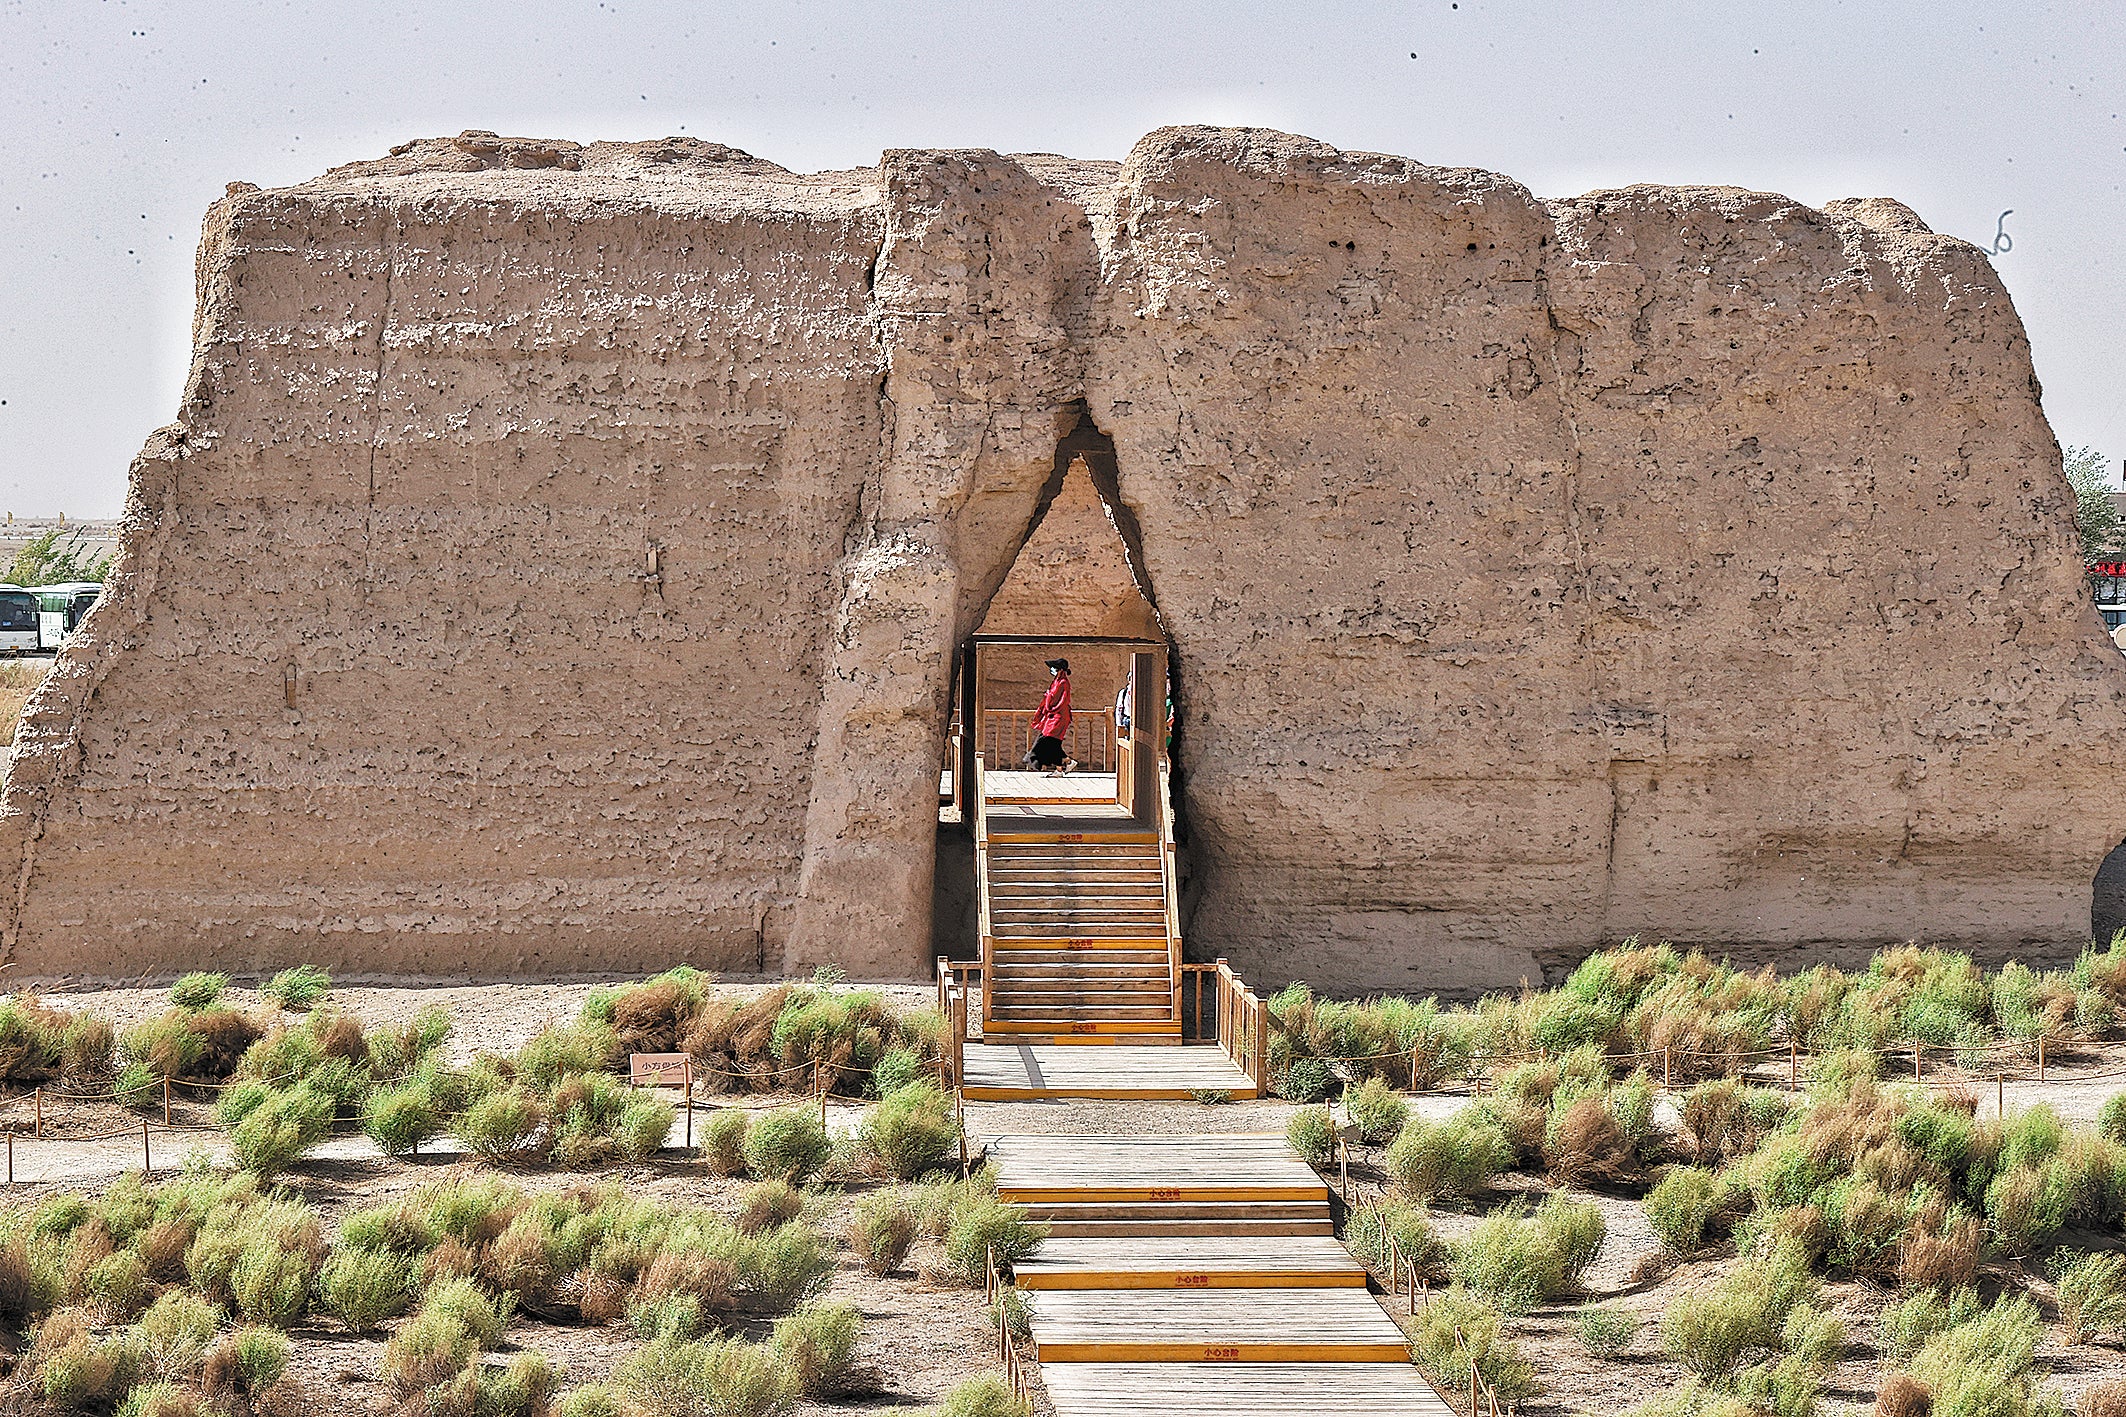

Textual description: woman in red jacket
[1024,658,1076,775]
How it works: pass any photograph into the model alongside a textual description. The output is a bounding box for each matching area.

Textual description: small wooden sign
[629,1053,693,1088]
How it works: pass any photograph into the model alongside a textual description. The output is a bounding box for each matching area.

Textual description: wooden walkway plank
[1015,1235,1366,1290]
[963,1044,1251,1098]
[1041,1363,1458,1416]
[1026,1288,1412,1363]
[989,1133,1320,1198]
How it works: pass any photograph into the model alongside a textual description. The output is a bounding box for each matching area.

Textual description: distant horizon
[5,0,2124,515]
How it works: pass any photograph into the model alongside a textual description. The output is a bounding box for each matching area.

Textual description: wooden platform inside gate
[989,1134,1319,1202]
[1014,1235,1366,1290]
[1041,1363,1457,1416]
[962,1045,1256,1100]
[1026,1288,1412,1362]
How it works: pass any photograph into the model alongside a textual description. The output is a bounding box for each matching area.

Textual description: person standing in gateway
[1025,658,1077,775]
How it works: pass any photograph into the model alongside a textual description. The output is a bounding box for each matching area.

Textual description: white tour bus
[0,587,41,656]
[32,582,103,650]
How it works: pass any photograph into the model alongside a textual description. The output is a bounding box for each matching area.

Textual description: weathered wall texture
[6,127,2123,989]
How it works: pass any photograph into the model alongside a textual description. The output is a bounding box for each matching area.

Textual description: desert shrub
[0,994,114,1083]
[380,1305,479,1397]
[1985,1165,2062,1254]
[1907,1294,2042,1417]
[1287,1106,1336,1169]
[940,1199,1047,1287]
[558,1388,625,1417]
[871,1046,923,1097]
[1577,1304,1640,1358]
[703,1109,750,1176]
[743,1105,832,1183]
[739,1180,806,1236]
[261,965,330,1010]
[1346,1075,1408,1144]
[84,1249,150,1322]
[2101,1095,2126,1145]
[2056,1250,2126,1343]
[1876,1374,1932,1417]
[36,1306,140,1407]
[1546,1093,1633,1185]
[133,1288,218,1378]
[860,1081,961,1180]
[1345,1197,1444,1280]
[459,1088,550,1163]
[169,973,227,1012]
[1646,1166,1734,1256]
[228,1082,335,1177]
[1406,1286,1541,1403]
[769,1299,862,1398]
[364,1079,445,1156]
[2083,1382,2126,1417]
[848,1189,919,1276]
[1191,1087,1232,1104]
[1450,1194,1604,1315]
[728,1222,834,1312]
[1280,1054,1337,1103]
[1881,1286,1982,1362]
[928,1375,1031,1417]
[319,1245,411,1333]
[1660,1241,1819,1382]
[113,1382,197,1417]
[1387,1112,1514,1202]
[610,1335,795,1417]
[201,1325,286,1396]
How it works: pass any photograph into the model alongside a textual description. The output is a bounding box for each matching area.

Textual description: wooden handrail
[1157,762,1184,1031]
[980,708,1116,771]
[973,752,990,1039]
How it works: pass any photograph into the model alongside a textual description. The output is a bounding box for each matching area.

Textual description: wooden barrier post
[33,1088,41,1140]
[1997,1072,2005,1120]
[140,1118,151,1177]
[6,1131,11,1186]
[2038,1036,2047,1083]
[817,1063,827,1129]
[1789,1043,1799,1092]
[162,1076,172,1128]
[1914,1043,1922,1083]
[1662,1047,1672,1089]
[684,1061,694,1150]
[1338,1136,1348,1201]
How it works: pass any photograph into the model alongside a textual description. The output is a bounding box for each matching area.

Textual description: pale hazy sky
[2,0,2120,516]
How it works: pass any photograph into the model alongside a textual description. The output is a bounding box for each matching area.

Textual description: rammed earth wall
[6,127,2122,989]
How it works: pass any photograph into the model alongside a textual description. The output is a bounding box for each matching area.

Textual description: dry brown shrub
[61,1218,115,1295]
[1899,1191,1982,1288]
[1936,1087,1979,1118]
[187,1009,261,1077]
[2083,1381,2126,1417]
[2089,951,2126,1003]
[1767,1203,1831,1264]
[127,1386,204,1417]
[611,981,701,1053]
[1626,1248,1673,1286]
[0,1240,34,1322]
[576,1270,630,1323]
[633,1250,736,1317]
[1876,1374,1931,1417]
[422,1237,479,1285]
[1547,1096,1631,1185]
[315,1011,368,1064]
[481,1224,558,1305]
[1681,1079,1746,1162]
[136,1217,196,1281]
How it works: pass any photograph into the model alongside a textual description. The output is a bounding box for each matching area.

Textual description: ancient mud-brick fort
[5,126,2124,991]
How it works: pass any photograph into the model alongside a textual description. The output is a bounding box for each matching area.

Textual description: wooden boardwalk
[993,1130,1453,1415]
[962,1045,1257,1100]
[1041,1363,1458,1416]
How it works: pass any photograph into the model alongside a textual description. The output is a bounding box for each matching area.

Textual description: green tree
[2064,445,2123,563]
[5,529,111,587]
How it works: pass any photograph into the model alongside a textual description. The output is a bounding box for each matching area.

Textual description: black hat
[1045,657,1070,673]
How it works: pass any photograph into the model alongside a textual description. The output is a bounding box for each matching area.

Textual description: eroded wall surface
[6,127,2122,987]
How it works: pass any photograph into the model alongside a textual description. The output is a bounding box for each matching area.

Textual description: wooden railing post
[1253,993,1269,1091]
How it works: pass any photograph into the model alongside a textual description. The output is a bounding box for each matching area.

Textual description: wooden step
[1037,1215,1331,1237]
[1027,1289,1411,1363]
[989,936,1169,951]
[1041,1363,1457,1416]
[991,952,1170,967]
[990,1134,1323,1199]
[989,978,1172,994]
[1013,1236,1367,1290]
[981,1019,1181,1037]
[959,1042,1253,1097]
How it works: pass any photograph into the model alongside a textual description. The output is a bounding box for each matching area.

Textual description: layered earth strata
[6,127,2123,989]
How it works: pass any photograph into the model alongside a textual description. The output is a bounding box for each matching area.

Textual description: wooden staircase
[978,786,1183,1043]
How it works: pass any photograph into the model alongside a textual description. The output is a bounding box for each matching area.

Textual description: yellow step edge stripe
[1032,1342,1410,1364]
[996,1186,1326,1204]
[1013,1271,1367,1290]
[964,1086,1260,1101]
